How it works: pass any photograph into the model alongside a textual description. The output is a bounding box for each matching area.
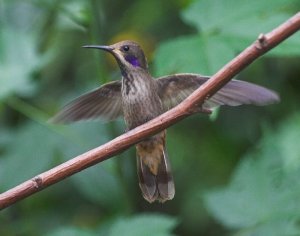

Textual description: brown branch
[1,12,300,210]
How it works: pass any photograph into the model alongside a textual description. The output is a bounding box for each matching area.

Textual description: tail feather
[156,149,174,201]
[136,143,175,203]
[137,155,158,201]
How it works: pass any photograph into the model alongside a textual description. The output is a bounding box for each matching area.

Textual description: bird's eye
[122,45,130,51]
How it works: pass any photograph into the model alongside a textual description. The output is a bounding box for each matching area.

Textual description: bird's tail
[136,132,175,203]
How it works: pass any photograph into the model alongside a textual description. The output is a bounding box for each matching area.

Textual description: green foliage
[107,214,177,236]
[0,122,60,190]
[47,227,95,236]
[204,114,300,235]
[0,27,39,99]
[0,116,126,210]
[154,0,300,76]
[182,0,296,34]
[57,0,90,29]
[154,35,235,75]
[71,161,125,211]
[46,214,177,236]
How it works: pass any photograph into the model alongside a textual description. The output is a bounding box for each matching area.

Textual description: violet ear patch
[125,55,140,67]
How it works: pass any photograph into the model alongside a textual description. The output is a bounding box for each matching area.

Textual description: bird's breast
[121,75,163,129]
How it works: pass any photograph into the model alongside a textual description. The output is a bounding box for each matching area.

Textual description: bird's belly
[122,93,163,130]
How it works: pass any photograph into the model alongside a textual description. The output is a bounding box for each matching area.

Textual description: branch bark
[1,12,300,210]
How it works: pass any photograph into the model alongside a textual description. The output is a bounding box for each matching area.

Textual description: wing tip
[255,89,280,106]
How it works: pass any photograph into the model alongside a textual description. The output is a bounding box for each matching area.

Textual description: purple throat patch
[125,55,140,67]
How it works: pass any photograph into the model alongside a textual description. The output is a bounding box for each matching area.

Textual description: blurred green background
[1,0,300,235]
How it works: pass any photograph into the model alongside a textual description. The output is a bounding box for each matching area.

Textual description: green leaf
[57,0,90,30]
[46,227,96,236]
[219,13,300,56]
[0,128,13,147]
[204,113,300,234]
[71,162,125,210]
[269,32,300,56]
[0,27,39,100]
[0,119,125,209]
[155,0,300,77]
[0,122,62,190]
[107,214,178,236]
[178,0,300,61]
[274,115,300,172]
[154,34,235,76]
[181,0,298,33]
[47,214,178,236]
[154,35,206,75]
[60,122,125,209]
[238,220,300,236]
[163,0,300,72]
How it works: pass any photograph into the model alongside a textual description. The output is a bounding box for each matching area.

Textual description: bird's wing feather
[51,80,122,123]
[156,73,280,111]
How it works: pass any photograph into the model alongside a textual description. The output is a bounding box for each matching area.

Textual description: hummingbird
[52,40,279,203]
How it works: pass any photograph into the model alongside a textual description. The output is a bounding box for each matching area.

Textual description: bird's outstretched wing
[51,80,122,123]
[156,73,280,111]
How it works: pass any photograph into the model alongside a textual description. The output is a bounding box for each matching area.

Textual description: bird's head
[83,40,148,74]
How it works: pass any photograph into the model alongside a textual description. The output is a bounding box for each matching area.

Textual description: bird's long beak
[82,45,114,52]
